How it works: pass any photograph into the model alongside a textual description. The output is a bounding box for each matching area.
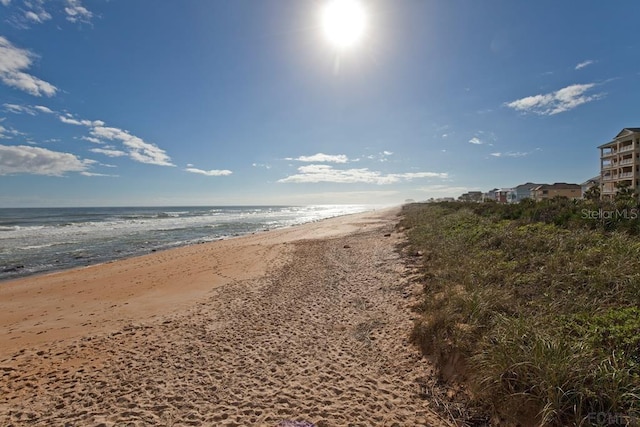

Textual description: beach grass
[400,201,640,426]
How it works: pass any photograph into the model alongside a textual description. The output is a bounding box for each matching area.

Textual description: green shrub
[401,202,640,426]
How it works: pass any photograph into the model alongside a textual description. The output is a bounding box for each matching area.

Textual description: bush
[401,202,640,426]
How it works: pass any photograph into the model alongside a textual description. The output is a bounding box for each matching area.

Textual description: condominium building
[599,128,640,199]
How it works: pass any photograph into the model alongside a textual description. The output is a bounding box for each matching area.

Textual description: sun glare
[321,0,367,50]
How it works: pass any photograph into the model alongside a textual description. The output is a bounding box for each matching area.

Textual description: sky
[1,0,639,207]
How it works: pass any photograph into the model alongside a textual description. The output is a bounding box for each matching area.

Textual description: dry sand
[0,208,450,426]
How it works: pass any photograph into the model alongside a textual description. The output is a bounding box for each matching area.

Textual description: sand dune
[0,208,450,426]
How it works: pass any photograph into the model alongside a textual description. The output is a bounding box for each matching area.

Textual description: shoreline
[0,206,382,283]
[0,204,450,426]
[0,207,398,358]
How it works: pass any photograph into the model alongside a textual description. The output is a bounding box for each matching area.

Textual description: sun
[321,0,367,50]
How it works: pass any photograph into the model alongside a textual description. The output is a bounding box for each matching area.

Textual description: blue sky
[0,0,639,207]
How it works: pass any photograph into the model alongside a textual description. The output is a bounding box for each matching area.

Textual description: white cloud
[0,37,57,97]
[287,153,349,163]
[3,103,36,115]
[252,163,272,169]
[363,151,394,162]
[575,60,595,70]
[4,1,77,28]
[47,110,172,167]
[34,105,53,114]
[82,136,103,144]
[58,115,83,125]
[185,167,232,176]
[3,104,54,115]
[3,102,173,170]
[0,120,23,139]
[278,164,447,185]
[90,126,174,166]
[65,0,93,23]
[89,147,127,157]
[397,172,448,180]
[490,151,530,158]
[469,135,495,146]
[0,144,92,176]
[25,9,52,23]
[80,171,116,177]
[505,83,604,115]
[58,114,99,127]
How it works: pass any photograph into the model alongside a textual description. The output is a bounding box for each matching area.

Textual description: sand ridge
[0,208,451,426]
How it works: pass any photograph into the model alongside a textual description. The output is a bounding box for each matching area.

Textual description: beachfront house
[514,182,542,202]
[581,176,600,198]
[495,188,517,203]
[483,188,499,202]
[599,128,640,200]
[531,183,581,201]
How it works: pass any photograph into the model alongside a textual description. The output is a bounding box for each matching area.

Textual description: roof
[598,140,617,149]
[598,128,640,148]
[533,183,581,190]
[616,128,640,137]
[580,176,600,186]
[515,182,543,190]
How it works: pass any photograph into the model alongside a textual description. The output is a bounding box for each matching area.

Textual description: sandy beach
[0,208,448,426]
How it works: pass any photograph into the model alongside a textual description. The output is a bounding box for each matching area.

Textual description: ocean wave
[19,242,76,250]
[161,211,189,217]
[0,205,374,280]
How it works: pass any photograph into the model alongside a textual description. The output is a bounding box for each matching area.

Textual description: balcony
[601,149,617,158]
[619,172,634,179]
[619,145,635,153]
[619,159,634,166]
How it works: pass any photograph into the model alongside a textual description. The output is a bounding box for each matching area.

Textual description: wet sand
[0,208,448,426]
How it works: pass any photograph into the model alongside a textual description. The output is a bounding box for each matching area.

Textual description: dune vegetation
[400,198,640,426]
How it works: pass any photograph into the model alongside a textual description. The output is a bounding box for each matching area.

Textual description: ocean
[0,205,372,281]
